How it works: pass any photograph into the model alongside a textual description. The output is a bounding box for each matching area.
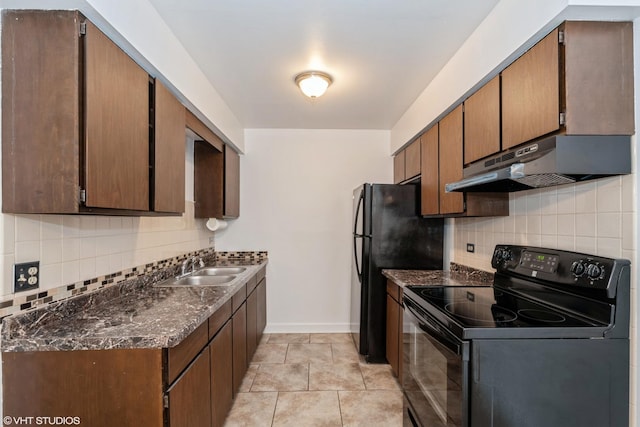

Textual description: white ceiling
[147,0,500,130]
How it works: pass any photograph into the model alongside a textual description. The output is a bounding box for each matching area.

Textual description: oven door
[403,296,469,427]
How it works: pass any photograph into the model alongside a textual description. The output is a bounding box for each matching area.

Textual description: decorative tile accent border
[0,248,267,320]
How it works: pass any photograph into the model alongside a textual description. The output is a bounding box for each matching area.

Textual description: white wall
[214,129,391,332]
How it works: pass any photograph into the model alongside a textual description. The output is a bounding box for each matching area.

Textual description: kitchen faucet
[179,256,204,278]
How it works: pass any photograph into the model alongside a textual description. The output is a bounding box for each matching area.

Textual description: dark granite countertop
[1,261,267,352]
[382,262,494,288]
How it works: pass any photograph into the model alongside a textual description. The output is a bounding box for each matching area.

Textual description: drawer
[166,321,208,385]
[209,299,232,339]
[386,280,401,303]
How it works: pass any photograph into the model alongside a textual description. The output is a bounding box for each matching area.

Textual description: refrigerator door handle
[353,235,362,280]
[353,189,364,236]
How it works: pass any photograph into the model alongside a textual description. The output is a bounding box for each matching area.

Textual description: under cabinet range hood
[445,135,631,193]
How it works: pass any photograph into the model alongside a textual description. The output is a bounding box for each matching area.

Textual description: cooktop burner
[444,302,517,324]
[407,285,602,330]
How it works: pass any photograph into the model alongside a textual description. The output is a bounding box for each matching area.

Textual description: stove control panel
[492,245,619,291]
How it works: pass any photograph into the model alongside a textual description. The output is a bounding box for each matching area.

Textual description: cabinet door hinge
[79,188,86,204]
[163,395,169,409]
[559,112,566,126]
[558,30,565,45]
[79,22,87,36]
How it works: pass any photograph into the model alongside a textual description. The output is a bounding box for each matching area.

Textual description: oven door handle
[405,298,465,357]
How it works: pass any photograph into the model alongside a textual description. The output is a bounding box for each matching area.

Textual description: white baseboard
[264,323,351,334]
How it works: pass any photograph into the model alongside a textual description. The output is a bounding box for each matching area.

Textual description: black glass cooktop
[407,285,605,329]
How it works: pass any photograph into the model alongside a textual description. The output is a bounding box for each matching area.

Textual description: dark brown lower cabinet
[210,320,233,427]
[386,280,403,378]
[232,301,248,396]
[246,287,258,362]
[256,278,267,344]
[2,269,267,426]
[167,348,212,427]
[2,349,164,427]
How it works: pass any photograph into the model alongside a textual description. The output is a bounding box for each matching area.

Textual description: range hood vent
[445,135,631,193]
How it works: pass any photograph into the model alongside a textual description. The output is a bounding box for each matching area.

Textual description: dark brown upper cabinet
[502,21,633,150]
[393,138,421,184]
[464,75,500,164]
[421,106,508,218]
[438,106,465,215]
[153,80,186,214]
[420,125,439,216]
[193,120,240,219]
[2,10,186,215]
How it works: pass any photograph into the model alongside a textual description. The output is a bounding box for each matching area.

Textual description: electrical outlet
[466,243,475,253]
[14,261,40,293]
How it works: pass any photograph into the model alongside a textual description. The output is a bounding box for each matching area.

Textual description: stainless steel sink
[193,266,247,276]
[155,274,237,287]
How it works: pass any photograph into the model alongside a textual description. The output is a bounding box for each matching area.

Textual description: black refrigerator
[351,183,444,362]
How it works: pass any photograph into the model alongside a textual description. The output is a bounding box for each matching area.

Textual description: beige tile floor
[224,333,404,427]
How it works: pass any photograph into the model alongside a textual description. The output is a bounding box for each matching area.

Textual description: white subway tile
[1,254,15,295]
[62,260,80,285]
[525,192,542,215]
[95,217,111,236]
[540,234,558,249]
[556,214,575,237]
[0,214,16,255]
[575,183,596,213]
[15,215,41,241]
[79,258,96,281]
[596,177,622,213]
[575,213,596,237]
[79,237,97,259]
[596,212,621,239]
[15,241,41,262]
[62,216,81,237]
[596,237,621,258]
[539,190,558,215]
[621,174,634,212]
[40,215,63,240]
[62,238,81,262]
[556,192,575,214]
[79,216,97,237]
[540,215,557,236]
[95,255,111,277]
[41,239,63,265]
[40,263,63,290]
[525,234,542,247]
[575,236,596,254]
[526,215,542,235]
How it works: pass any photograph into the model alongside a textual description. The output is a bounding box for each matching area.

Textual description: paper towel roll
[206,218,228,232]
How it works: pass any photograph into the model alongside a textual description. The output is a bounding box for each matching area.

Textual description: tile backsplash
[452,175,634,272]
[1,201,213,301]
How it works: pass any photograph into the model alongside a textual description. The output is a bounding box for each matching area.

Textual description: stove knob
[570,261,586,277]
[586,263,602,280]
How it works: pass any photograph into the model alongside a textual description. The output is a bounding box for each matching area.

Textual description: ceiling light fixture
[295,71,333,98]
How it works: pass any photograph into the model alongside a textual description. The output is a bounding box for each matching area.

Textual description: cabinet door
[393,152,405,184]
[232,302,247,396]
[439,105,465,214]
[210,321,233,427]
[194,140,224,218]
[404,139,421,180]
[420,125,439,216]
[154,80,185,213]
[167,348,212,427]
[84,20,150,211]
[224,145,240,218]
[464,76,501,164]
[386,293,399,377]
[502,28,560,149]
[1,10,82,214]
[246,288,258,362]
[256,278,267,342]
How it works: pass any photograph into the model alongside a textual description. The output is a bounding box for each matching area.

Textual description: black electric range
[402,245,630,427]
